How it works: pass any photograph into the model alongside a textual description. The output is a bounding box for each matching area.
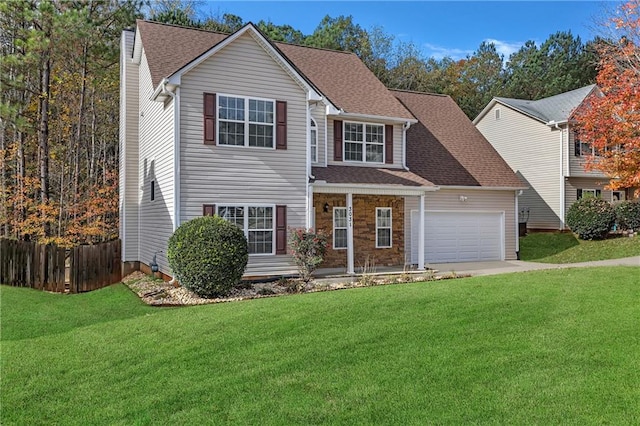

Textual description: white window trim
[216,203,276,256]
[333,206,347,250]
[581,189,597,198]
[217,93,276,149]
[375,207,392,248]
[310,118,318,163]
[343,121,385,164]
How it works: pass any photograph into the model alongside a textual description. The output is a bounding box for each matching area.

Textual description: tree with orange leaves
[574,0,640,195]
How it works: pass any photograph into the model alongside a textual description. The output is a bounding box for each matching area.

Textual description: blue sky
[202,1,616,60]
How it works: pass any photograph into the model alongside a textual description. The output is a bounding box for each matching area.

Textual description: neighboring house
[474,85,630,231]
[120,20,525,279]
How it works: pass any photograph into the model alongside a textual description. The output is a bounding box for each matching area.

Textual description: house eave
[311,182,438,196]
[332,111,418,125]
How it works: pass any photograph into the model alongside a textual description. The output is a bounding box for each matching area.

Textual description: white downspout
[162,82,180,285]
[515,190,521,259]
[556,123,565,230]
[306,104,312,229]
[402,121,411,170]
[418,193,425,270]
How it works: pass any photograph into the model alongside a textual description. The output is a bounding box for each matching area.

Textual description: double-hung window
[376,208,392,248]
[333,207,347,249]
[218,95,275,148]
[310,118,318,163]
[344,122,384,163]
[218,205,274,254]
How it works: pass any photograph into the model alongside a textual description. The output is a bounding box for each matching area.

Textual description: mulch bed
[123,270,467,306]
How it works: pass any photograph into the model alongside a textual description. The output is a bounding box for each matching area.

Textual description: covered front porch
[310,181,436,274]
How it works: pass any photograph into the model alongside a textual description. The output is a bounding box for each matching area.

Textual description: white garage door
[411,211,504,263]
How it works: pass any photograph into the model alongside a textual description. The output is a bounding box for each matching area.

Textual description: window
[577,189,601,200]
[333,207,347,249]
[344,122,384,163]
[376,208,392,248]
[612,191,624,202]
[218,205,274,254]
[150,180,155,201]
[310,118,318,163]
[218,95,274,148]
[495,108,501,120]
[574,136,595,157]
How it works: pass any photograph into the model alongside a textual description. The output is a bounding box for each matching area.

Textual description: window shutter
[276,205,287,255]
[577,189,583,200]
[385,124,394,164]
[204,93,216,145]
[574,139,581,157]
[276,101,287,150]
[203,204,216,216]
[596,189,602,198]
[334,120,343,161]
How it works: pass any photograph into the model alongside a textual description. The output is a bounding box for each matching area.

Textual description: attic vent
[495,108,501,120]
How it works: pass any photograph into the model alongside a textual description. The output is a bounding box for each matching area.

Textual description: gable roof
[487,84,597,124]
[135,20,413,120]
[393,90,525,188]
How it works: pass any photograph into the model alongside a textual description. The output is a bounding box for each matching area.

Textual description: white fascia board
[440,185,529,191]
[334,112,418,125]
[472,99,497,124]
[165,24,322,102]
[312,182,438,196]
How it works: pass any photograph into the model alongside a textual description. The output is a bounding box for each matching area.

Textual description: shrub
[615,200,640,231]
[288,228,328,285]
[167,216,248,298]
[566,197,615,240]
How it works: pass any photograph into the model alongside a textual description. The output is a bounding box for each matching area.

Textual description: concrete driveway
[428,256,640,277]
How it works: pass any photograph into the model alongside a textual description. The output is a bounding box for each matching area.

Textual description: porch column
[307,185,314,230]
[418,193,425,270]
[346,192,354,274]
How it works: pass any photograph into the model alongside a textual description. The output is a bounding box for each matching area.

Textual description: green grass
[520,232,640,263]
[2,267,640,424]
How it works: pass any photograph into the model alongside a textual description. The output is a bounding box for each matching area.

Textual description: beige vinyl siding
[567,125,608,178]
[310,107,326,165]
[327,119,403,168]
[138,51,175,274]
[476,104,562,230]
[179,32,307,277]
[404,189,518,261]
[119,31,139,261]
[565,177,613,219]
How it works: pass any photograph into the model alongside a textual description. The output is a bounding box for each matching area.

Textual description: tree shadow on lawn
[519,232,580,261]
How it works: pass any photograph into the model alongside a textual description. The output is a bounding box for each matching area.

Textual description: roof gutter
[334,111,418,125]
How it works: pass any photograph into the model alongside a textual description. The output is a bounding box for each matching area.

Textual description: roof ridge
[139,19,231,36]
[390,88,449,98]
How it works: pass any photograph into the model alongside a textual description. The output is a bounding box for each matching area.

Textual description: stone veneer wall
[313,194,405,269]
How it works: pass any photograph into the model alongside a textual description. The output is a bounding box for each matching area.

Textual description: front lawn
[519,232,640,263]
[2,267,639,424]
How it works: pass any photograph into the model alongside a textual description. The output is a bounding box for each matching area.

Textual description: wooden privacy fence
[0,238,122,293]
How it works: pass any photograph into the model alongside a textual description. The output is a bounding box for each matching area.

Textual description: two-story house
[120,20,524,279]
[474,85,630,231]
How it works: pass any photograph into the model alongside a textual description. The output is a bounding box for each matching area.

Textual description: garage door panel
[412,211,503,263]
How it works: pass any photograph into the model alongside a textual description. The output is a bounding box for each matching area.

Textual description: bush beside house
[566,197,616,240]
[167,216,248,298]
[615,200,640,231]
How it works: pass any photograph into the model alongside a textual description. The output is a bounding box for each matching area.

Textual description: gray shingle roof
[495,84,597,123]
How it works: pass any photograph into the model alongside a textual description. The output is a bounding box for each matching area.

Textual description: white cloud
[422,43,473,60]
[483,38,525,59]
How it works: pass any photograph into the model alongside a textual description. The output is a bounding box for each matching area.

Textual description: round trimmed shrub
[566,197,615,240]
[167,216,248,298]
[615,200,640,231]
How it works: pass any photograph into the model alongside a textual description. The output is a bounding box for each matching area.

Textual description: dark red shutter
[203,204,216,216]
[334,120,343,161]
[204,93,216,145]
[385,124,394,164]
[577,189,583,200]
[276,101,287,150]
[275,205,287,254]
